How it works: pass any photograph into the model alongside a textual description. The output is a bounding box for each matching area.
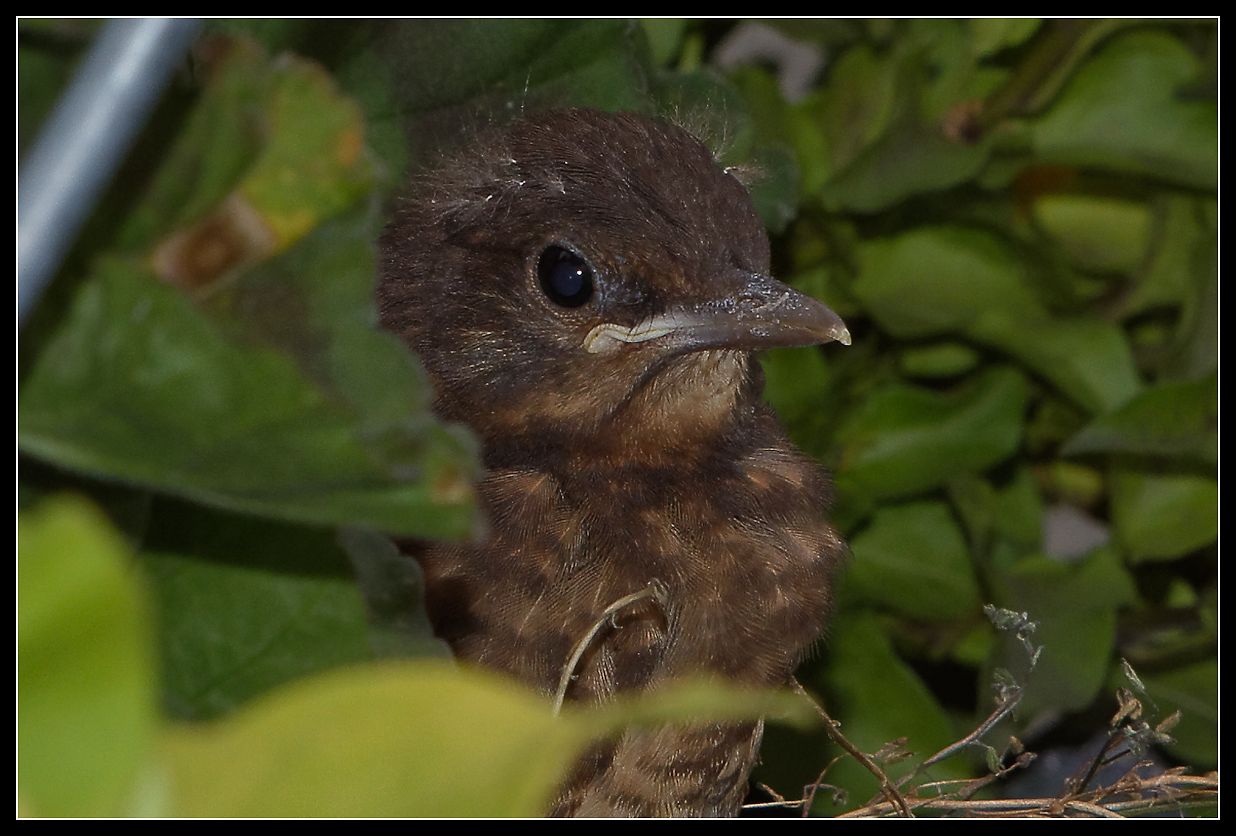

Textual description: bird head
[379,109,848,460]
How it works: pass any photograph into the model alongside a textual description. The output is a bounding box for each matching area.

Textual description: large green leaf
[18,259,478,539]
[19,498,157,817]
[820,121,991,214]
[1031,31,1217,188]
[161,662,587,817]
[834,367,1028,503]
[161,661,814,817]
[847,501,981,621]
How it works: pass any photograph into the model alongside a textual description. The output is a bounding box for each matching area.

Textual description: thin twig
[799,754,848,818]
[552,582,666,714]
[835,772,1217,818]
[790,678,913,818]
[920,685,1022,770]
[1065,800,1124,818]
[1067,731,1125,796]
[754,782,789,804]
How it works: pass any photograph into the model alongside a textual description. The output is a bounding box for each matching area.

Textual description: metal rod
[18,18,201,323]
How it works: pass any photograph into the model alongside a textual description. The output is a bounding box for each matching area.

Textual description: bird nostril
[734,292,765,313]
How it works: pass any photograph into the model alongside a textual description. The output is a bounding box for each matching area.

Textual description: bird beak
[584,272,850,355]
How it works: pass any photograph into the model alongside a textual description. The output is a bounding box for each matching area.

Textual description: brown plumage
[378,109,849,817]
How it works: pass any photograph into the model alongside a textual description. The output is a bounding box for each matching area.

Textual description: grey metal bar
[18,18,201,323]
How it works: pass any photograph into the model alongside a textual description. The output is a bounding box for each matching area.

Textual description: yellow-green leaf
[19,498,157,817]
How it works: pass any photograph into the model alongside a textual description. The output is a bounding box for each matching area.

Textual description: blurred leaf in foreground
[161,661,814,817]
[19,498,157,817]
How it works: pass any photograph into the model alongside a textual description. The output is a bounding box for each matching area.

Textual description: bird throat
[613,348,751,452]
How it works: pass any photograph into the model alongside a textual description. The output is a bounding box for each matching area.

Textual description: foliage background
[18,18,1217,817]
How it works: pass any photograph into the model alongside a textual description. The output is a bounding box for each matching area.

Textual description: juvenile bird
[378,109,849,817]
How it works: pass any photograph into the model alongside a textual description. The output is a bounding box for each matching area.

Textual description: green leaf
[731,66,831,196]
[231,55,373,251]
[18,38,78,155]
[144,50,375,288]
[812,612,961,815]
[591,678,816,734]
[835,367,1029,502]
[811,44,899,179]
[113,39,270,252]
[641,19,688,67]
[367,20,653,125]
[1109,468,1217,562]
[1121,196,1209,318]
[161,662,588,817]
[140,501,378,720]
[19,497,157,817]
[337,526,452,660]
[758,345,839,463]
[1163,218,1217,381]
[969,18,1042,58]
[969,310,1141,415]
[161,661,814,817]
[852,226,1041,340]
[820,121,991,214]
[949,468,1044,559]
[897,341,981,379]
[1031,194,1152,274]
[1031,31,1217,188]
[1141,660,1217,769]
[1064,373,1216,466]
[18,259,479,539]
[851,225,1142,413]
[806,28,997,212]
[989,546,1136,717]
[847,501,980,621]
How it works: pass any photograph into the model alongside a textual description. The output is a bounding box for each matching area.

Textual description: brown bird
[378,109,849,817]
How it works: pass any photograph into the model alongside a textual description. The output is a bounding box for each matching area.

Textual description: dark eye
[537,246,594,308]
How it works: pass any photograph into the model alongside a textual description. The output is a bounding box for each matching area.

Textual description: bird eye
[537,246,594,308]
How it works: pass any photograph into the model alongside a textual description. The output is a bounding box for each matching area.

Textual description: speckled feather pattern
[379,109,846,817]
